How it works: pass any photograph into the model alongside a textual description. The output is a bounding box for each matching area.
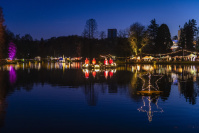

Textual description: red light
[92,58,96,65]
[104,71,108,79]
[85,58,89,64]
[104,59,108,65]
[92,71,96,78]
[85,71,89,78]
[109,71,113,78]
[109,58,113,64]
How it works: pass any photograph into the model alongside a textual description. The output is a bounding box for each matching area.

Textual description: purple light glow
[9,65,17,85]
[8,42,17,60]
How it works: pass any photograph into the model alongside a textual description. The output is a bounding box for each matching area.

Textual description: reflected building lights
[137,65,140,71]
[83,69,89,78]
[92,71,96,78]
[82,69,116,79]
[109,71,113,78]
[142,65,154,71]
[104,71,108,79]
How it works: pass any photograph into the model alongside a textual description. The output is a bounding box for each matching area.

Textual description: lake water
[0,62,199,133]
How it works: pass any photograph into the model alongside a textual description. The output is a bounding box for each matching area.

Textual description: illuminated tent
[187,54,197,57]
[142,56,154,61]
[161,55,170,58]
[186,54,197,61]
[161,55,171,61]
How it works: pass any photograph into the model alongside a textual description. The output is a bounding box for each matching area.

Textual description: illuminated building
[171,40,179,51]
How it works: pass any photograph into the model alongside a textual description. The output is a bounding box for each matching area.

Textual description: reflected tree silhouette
[0,71,9,128]
[0,63,198,108]
[179,77,196,105]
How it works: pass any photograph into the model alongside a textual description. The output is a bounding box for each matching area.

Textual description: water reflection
[138,96,163,122]
[138,73,164,92]
[135,71,164,122]
[8,65,17,85]
[0,63,198,104]
[82,69,117,79]
[0,71,8,128]
[1,63,199,127]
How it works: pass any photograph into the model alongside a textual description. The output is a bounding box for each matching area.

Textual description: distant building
[171,40,179,51]
[108,29,117,39]
[178,29,181,41]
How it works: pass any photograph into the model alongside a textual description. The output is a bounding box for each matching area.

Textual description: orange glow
[85,71,89,78]
[92,71,96,78]
[92,58,96,65]
[7,60,12,62]
[85,58,89,64]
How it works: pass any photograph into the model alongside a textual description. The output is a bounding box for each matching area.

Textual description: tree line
[0,7,199,60]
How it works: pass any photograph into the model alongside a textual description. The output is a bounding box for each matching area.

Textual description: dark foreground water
[0,62,199,133]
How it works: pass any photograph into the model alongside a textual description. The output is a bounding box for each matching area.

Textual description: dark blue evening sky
[0,0,199,39]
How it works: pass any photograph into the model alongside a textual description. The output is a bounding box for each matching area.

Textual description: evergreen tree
[147,19,159,45]
[179,19,197,50]
[144,19,159,53]
[155,24,172,53]
[196,27,199,51]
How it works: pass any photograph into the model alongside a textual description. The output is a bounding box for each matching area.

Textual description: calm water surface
[0,62,199,133]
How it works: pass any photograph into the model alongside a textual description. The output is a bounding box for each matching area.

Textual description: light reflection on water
[0,62,199,132]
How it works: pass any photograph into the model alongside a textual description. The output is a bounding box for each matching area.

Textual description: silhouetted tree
[99,31,106,40]
[22,34,33,41]
[0,7,5,59]
[142,19,159,54]
[155,24,172,53]
[82,19,97,39]
[179,19,198,50]
[147,19,159,45]
[129,22,148,55]
[118,29,128,38]
[115,37,132,57]
[172,35,178,40]
[196,27,199,51]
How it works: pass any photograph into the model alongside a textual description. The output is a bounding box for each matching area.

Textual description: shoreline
[2,60,199,65]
